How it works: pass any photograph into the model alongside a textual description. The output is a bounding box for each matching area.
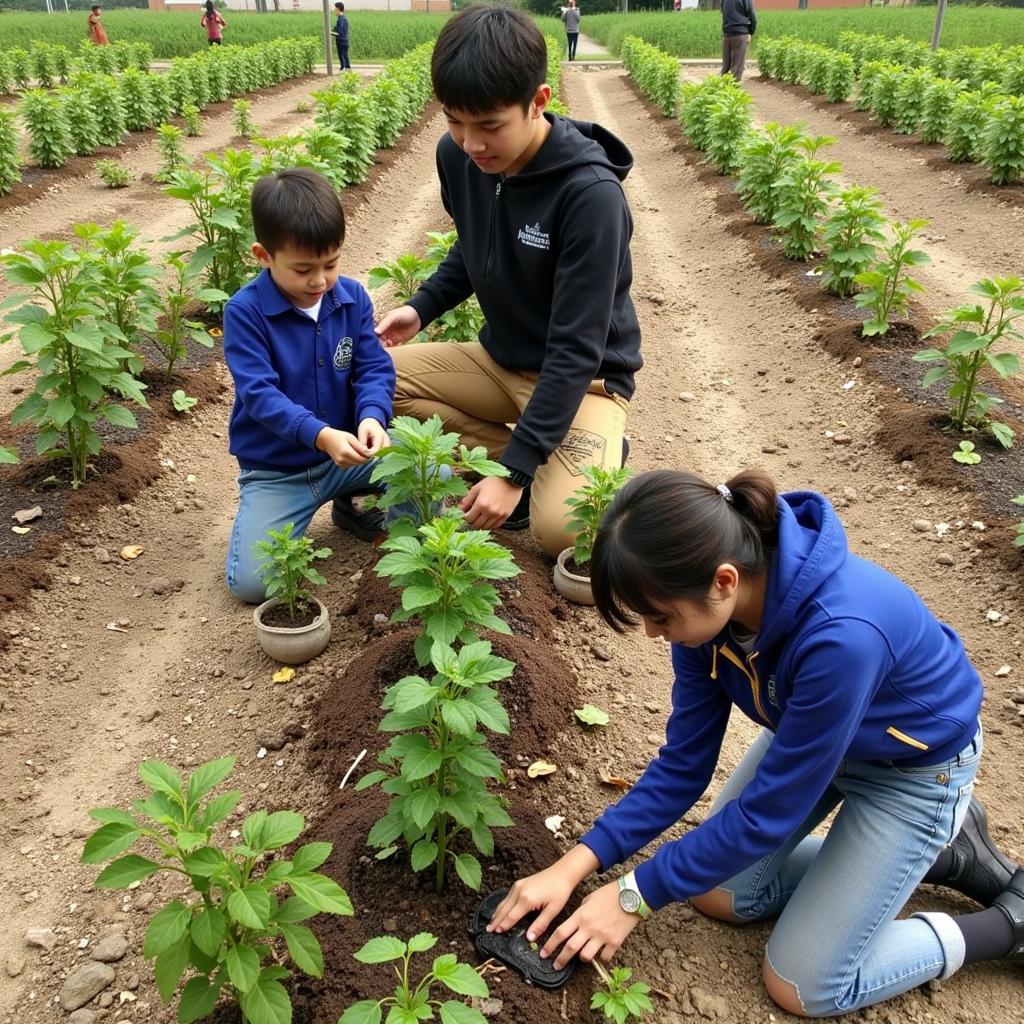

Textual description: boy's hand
[539,881,643,970]
[459,476,523,531]
[315,426,371,467]
[375,305,422,348]
[357,418,389,456]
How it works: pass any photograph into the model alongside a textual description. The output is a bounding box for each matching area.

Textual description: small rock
[59,962,115,1011]
[852,356,862,368]
[25,926,58,950]
[372,613,388,631]
[13,506,43,524]
[69,575,82,586]
[936,553,955,566]
[761,445,778,454]
[912,519,932,533]
[68,1011,98,1024]
[98,993,115,1009]
[832,434,853,446]
[842,487,858,502]
[139,708,159,723]
[133,892,155,912]
[995,665,1012,677]
[590,644,612,662]
[5,956,25,978]
[986,609,1003,623]
[678,392,695,403]
[149,577,173,596]
[282,722,306,740]
[470,997,504,1018]
[382,918,397,932]
[258,734,287,752]
[91,932,129,963]
[94,547,113,564]
[689,986,729,1019]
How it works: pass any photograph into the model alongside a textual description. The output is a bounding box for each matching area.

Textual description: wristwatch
[617,870,651,919]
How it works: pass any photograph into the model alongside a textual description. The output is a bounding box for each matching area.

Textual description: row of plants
[0,38,152,94]
[164,42,434,309]
[0,37,319,194]
[757,34,1024,185]
[622,47,1022,489]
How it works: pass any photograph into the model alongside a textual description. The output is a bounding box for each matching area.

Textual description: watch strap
[618,870,651,919]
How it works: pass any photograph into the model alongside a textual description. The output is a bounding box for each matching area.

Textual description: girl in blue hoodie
[489,468,1023,1016]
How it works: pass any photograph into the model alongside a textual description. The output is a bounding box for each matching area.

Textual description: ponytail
[591,468,779,632]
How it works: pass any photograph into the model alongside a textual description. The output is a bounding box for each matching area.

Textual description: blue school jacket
[224,270,394,472]
[581,490,982,910]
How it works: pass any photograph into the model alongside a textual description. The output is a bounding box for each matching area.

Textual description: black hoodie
[721,0,756,37]
[407,114,643,482]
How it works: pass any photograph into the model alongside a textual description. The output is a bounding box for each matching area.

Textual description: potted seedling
[253,523,332,665]
[555,465,632,606]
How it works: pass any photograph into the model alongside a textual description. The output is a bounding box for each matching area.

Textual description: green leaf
[274,896,318,924]
[339,1001,383,1024]
[88,807,139,827]
[102,403,138,429]
[401,585,443,610]
[139,760,184,800]
[408,788,441,830]
[177,975,221,1024]
[190,906,227,958]
[402,744,445,782]
[183,846,224,879]
[433,960,488,998]
[290,842,332,874]
[262,810,304,850]
[95,853,161,889]
[280,923,324,977]
[574,704,610,727]
[227,886,272,929]
[202,789,242,828]
[407,932,437,954]
[186,755,236,806]
[227,942,262,993]
[81,821,141,864]
[439,1003,488,1024]
[454,853,482,891]
[238,972,293,1024]
[286,873,353,916]
[393,677,439,713]
[154,934,190,1002]
[354,770,389,792]
[410,839,438,871]
[144,900,192,959]
[353,935,407,964]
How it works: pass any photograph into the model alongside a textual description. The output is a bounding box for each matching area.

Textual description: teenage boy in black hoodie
[376,5,642,558]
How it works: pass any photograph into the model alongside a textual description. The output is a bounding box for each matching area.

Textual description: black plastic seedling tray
[469,890,577,990]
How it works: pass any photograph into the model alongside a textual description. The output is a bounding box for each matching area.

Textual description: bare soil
[0,63,1023,1024]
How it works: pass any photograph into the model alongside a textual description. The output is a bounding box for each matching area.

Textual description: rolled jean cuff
[912,911,965,979]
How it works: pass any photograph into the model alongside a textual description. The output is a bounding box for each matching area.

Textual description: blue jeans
[226,458,378,604]
[708,726,982,1016]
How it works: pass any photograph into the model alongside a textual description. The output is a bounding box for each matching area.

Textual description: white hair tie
[715,483,734,504]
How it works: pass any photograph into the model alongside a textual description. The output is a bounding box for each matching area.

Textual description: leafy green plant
[183,103,202,137]
[819,185,888,298]
[564,464,633,567]
[952,440,981,464]
[853,218,931,336]
[233,98,257,139]
[893,67,933,135]
[773,135,841,262]
[591,963,653,1024]
[9,48,32,91]
[0,239,148,488]
[63,85,103,157]
[575,704,610,727]
[913,276,1024,449]
[172,389,198,413]
[679,75,736,152]
[156,123,187,183]
[920,78,959,145]
[88,74,128,148]
[368,253,431,306]
[705,85,752,175]
[153,251,224,378]
[1012,495,1024,548]
[946,87,997,164]
[255,523,331,621]
[359,632,515,892]
[737,123,806,226]
[313,86,376,186]
[870,62,904,129]
[825,52,856,103]
[340,933,489,1024]
[81,755,352,1024]
[368,414,506,532]
[621,35,680,118]
[855,60,887,113]
[981,95,1024,185]
[0,109,20,195]
[96,159,134,189]
[20,89,75,168]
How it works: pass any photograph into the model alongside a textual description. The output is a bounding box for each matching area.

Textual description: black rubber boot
[936,798,1017,906]
[991,867,1024,962]
[331,496,385,541]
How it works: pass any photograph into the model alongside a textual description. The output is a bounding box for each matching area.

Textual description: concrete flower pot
[253,597,331,665]
[553,548,594,606]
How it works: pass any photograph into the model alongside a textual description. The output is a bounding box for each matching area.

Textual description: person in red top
[201,0,227,46]
[88,5,109,46]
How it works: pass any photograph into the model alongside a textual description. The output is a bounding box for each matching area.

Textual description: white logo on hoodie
[517,222,550,251]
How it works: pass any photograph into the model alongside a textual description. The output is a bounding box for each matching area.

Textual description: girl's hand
[487,862,578,941]
[541,881,643,970]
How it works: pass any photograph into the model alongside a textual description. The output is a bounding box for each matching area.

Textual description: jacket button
[318,358,325,366]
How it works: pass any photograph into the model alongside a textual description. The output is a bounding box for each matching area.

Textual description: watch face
[619,888,641,914]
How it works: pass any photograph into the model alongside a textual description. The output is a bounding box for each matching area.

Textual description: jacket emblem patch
[333,337,353,370]
[517,222,550,251]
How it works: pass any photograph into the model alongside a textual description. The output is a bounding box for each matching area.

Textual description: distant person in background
[201,1,227,47]
[720,0,756,82]
[87,5,109,46]
[562,0,581,62]
[332,2,352,71]
[673,0,682,10]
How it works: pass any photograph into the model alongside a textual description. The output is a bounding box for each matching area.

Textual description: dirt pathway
[1,64,1023,1024]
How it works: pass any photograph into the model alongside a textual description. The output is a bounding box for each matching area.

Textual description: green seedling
[952,440,981,464]
[819,185,888,299]
[772,135,841,262]
[737,123,806,226]
[339,933,489,1024]
[172,390,198,414]
[96,159,134,189]
[591,962,654,1024]
[153,251,224,379]
[255,523,331,622]
[575,704,610,727]
[854,219,931,337]
[1012,495,1024,548]
[82,756,352,1024]
[564,464,633,568]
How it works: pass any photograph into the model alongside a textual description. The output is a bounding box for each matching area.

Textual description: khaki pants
[391,342,629,558]
[722,34,750,82]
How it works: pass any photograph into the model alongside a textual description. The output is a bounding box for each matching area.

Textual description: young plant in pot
[556,465,632,606]
[253,523,332,665]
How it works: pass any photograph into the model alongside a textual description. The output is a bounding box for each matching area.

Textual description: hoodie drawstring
[710,644,719,681]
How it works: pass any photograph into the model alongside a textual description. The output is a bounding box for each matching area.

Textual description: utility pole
[930,0,949,52]
[322,0,335,76]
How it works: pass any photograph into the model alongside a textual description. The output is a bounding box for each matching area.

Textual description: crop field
[0,12,1023,1024]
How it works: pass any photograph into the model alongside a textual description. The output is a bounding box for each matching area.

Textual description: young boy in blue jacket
[490,468,1023,1017]
[331,2,350,71]
[223,167,394,603]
